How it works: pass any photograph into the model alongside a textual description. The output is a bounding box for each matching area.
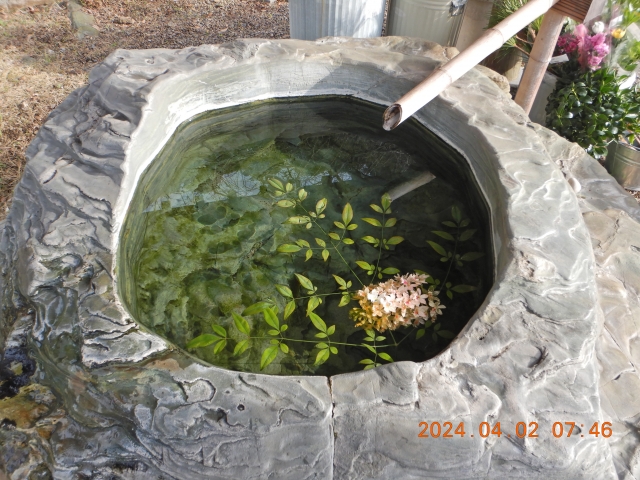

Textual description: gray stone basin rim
[0,37,617,478]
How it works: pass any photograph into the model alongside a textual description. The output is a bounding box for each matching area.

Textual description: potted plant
[545,0,640,185]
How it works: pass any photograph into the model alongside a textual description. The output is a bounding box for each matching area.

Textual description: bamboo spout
[383,0,562,131]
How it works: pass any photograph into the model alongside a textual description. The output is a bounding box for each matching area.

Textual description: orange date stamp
[417,421,612,439]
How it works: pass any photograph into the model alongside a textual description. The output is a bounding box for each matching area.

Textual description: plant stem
[249,336,393,349]
[374,211,385,277]
[298,202,365,287]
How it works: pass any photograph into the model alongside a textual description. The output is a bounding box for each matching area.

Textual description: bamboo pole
[383,0,561,131]
[514,8,565,113]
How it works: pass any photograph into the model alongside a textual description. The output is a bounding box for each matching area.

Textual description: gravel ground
[0,0,289,219]
[0,2,637,220]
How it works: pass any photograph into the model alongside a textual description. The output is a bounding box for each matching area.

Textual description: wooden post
[514,8,565,114]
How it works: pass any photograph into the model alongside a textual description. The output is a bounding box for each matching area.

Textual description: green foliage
[187,182,481,372]
[487,0,542,58]
[546,67,640,157]
[426,207,483,300]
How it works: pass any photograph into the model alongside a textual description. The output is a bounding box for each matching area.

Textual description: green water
[119,97,492,376]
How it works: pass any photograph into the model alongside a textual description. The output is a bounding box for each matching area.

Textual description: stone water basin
[1,37,631,478]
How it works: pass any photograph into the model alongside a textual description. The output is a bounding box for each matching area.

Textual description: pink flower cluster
[556,24,610,70]
[351,273,444,332]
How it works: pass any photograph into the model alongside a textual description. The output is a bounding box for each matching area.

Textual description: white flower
[349,273,445,332]
[591,21,605,34]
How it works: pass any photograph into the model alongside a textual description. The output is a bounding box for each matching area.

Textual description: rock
[67,0,98,39]
[0,384,55,429]
[0,37,627,478]
[474,64,511,94]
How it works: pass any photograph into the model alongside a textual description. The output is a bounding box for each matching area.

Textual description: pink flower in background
[557,23,610,70]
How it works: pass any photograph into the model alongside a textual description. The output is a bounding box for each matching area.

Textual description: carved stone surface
[1,36,635,478]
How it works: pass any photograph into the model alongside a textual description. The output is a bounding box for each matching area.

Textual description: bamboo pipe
[382,0,561,131]
[514,8,565,113]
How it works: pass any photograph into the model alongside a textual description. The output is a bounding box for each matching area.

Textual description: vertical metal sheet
[387,0,463,46]
[289,0,387,40]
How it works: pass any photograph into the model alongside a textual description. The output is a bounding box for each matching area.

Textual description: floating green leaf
[459,229,476,241]
[322,249,330,261]
[233,339,250,356]
[242,301,273,316]
[432,230,455,241]
[356,261,373,270]
[359,359,374,365]
[362,217,382,227]
[307,296,321,315]
[437,330,456,339]
[385,218,397,227]
[285,182,293,192]
[385,236,404,245]
[186,334,219,349]
[277,244,302,253]
[280,343,289,353]
[328,232,340,241]
[461,252,484,261]
[451,284,476,293]
[361,236,377,244]
[364,364,376,370]
[334,221,346,229]
[378,352,393,362]
[327,325,336,335]
[452,206,462,223]
[381,193,392,212]
[276,199,296,208]
[342,238,354,245]
[284,300,295,320]
[298,188,308,200]
[211,325,227,338]
[330,346,338,355]
[315,348,330,366]
[442,220,457,228]
[416,329,426,340]
[342,203,353,225]
[260,345,279,370]
[232,312,251,335]
[309,312,327,332]
[333,274,347,288]
[316,198,327,214]
[284,216,310,225]
[305,249,313,261]
[370,204,383,213]
[295,273,314,291]
[296,239,310,248]
[263,308,280,330]
[213,340,227,354]
[268,178,284,190]
[268,329,280,336]
[275,285,293,298]
[347,224,358,231]
[381,267,400,275]
[338,294,350,307]
[315,238,326,247]
[427,241,447,256]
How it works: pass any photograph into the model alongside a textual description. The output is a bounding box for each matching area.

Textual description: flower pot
[289,0,386,40]
[605,140,640,191]
[386,0,465,46]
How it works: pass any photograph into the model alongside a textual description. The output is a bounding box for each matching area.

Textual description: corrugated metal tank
[289,0,387,40]
[387,0,464,46]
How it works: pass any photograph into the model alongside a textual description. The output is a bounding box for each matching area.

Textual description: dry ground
[0,3,638,219]
[0,0,289,218]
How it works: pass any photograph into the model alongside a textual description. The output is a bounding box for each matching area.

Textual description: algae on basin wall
[119,97,492,376]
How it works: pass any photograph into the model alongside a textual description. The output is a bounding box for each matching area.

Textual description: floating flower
[349,273,444,332]
[612,28,626,39]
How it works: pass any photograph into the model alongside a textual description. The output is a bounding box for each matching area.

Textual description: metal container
[289,0,386,41]
[387,0,466,46]
[605,141,640,191]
